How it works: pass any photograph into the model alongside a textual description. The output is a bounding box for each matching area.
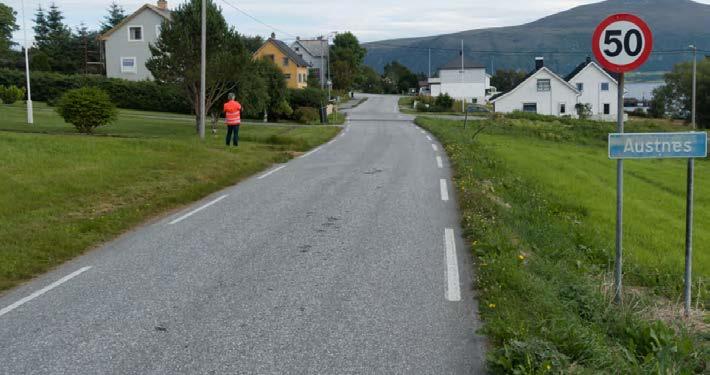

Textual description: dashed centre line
[444,229,462,302]
[432,144,438,152]
[426,135,432,141]
[0,266,92,318]
[440,179,449,201]
[436,156,443,168]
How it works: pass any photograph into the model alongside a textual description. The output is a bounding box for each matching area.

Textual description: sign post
[593,13,653,304]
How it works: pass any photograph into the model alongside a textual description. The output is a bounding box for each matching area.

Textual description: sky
[8,0,710,44]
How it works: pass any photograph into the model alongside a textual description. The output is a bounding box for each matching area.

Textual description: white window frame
[127,25,144,41]
[120,56,137,73]
[522,102,537,113]
[536,79,551,92]
[603,103,611,115]
[600,82,610,91]
[576,82,584,92]
[559,102,567,115]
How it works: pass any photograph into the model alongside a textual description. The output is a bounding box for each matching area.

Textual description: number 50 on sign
[592,13,653,73]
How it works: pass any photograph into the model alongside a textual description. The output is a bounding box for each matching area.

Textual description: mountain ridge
[363,0,710,75]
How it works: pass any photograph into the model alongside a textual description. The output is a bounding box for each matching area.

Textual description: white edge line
[440,179,449,201]
[426,135,432,141]
[432,144,438,151]
[436,156,443,169]
[444,229,462,302]
[301,146,322,158]
[169,194,229,224]
[0,266,92,318]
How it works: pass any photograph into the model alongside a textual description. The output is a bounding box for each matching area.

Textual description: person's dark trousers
[226,125,240,146]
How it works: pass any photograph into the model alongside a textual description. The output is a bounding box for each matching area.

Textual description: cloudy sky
[7,0,710,44]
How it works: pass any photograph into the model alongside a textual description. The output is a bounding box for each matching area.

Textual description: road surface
[0,94,486,374]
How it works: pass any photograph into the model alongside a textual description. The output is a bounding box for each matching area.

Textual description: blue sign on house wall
[608,132,708,159]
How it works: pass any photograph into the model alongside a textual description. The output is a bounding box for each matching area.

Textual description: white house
[99,1,171,81]
[428,56,489,104]
[491,58,580,117]
[290,37,329,86]
[565,57,619,121]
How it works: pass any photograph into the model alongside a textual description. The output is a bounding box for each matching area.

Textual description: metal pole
[199,0,207,139]
[614,72,625,304]
[428,48,431,78]
[21,0,33,124]
[461,39,464,113]
[683,45,697,318]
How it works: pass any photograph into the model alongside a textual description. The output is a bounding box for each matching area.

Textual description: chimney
[586,56,592,64]
[157,0,167,10]
[317,36,323,40]
[296,36,300,40]
[270,32,276,39]
[535,57,544,70]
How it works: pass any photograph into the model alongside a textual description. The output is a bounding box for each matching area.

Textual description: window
[284,74,291,79]
[298,74,302,83]
[523,103,537,113]
[559,103,566,114]
[537,79,551,92]
[266,54,275,62]
[120,57,137,73]
[603,103,611,115]
[128,26,143,41]
[601,82,610,91]
[295,47,300,51]
[283,57,289,66]
[576,82,584,91]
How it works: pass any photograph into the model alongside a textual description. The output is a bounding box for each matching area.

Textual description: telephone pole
[199,0,207,139]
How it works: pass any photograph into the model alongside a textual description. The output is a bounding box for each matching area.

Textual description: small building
[565,57,619,121]
[99,0,171,81]
[491,57,580,117]
[254,33,309,89]
[290,37,329,86]
[428,55,489,104]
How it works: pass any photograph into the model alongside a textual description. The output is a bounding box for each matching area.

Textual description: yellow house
[253,34,309,89]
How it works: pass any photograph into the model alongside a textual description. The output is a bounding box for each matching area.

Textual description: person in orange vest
[223,93,242,146]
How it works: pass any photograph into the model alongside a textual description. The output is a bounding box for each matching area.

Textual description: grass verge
[417,115,708,374]
[0,102,339,292]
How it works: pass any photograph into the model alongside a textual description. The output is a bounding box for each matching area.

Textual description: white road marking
[420,130,425,134]
[440,179,449,201]
[301,147,322,158]
[444,229,462,302]
[432,144,438,152]
[436,156,443,168]
[426,135,432,141]
[169,194,229,224]
[0,266,92,318]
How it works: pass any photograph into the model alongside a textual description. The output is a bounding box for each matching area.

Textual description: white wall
[493,69,579,116]
[568,64,618,121]
[436,68,487,102]
[105,9,164,81]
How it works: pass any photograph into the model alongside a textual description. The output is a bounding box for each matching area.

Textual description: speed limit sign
[592,13,653,73]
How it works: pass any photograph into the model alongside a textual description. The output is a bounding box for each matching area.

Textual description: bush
[0,69,190,113]
[56,88,118,133]
[435,93,454,110]
[575,103,592,119]
[288,87,326,109]
[293,107,319,124]
[0,85,25,104]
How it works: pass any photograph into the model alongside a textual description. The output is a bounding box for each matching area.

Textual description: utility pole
[21,0,33,124]
[461,39,465,113]
[199,0,207,139]
[684,44,697,318]
[428,48,431,78]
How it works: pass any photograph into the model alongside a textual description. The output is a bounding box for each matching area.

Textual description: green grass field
[417,115,708,373]
[0,102,340,292]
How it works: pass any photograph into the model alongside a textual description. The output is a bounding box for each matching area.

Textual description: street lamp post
[21,0,33,124]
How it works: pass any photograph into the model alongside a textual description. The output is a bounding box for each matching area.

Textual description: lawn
[0,102,340,292]
[417,115,708,373]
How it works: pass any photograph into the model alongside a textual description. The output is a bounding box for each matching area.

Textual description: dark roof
[439,56,486,70]
[564,58,620,82]
[269,38,310,67]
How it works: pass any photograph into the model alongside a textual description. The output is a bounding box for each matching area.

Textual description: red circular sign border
[592,13,653,73]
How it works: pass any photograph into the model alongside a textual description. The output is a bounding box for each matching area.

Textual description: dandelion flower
[518,255,525,261]
[488,303,496,309]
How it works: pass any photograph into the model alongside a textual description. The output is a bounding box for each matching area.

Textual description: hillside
[364,0,710,75]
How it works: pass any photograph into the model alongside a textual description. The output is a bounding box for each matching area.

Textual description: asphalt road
[0,94,486,374]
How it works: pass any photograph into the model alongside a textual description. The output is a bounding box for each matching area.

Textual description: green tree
[383,61,418,94]
[33,6,50,47]
[491,69,527,93]
[147,0,246,131]
[0,3,19,55]
[34,3,75,73]
[100,2,127,33]
[56,87,117,133]
[330,32,366,90]
[652,59,710,127]
[355,66,383,94]
[240,34,263,54]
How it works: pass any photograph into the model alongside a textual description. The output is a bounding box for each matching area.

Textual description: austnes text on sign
[608,132,708,159]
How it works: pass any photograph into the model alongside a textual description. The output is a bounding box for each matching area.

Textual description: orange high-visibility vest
[224,100,242,125]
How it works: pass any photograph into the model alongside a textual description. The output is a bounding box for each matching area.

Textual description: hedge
[0,69,191,114]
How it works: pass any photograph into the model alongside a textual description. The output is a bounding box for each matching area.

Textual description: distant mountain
[363,0,710,76]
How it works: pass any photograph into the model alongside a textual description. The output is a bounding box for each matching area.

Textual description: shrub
[293,107,319,124]
[575,103,592,119]
[288,87,326,109]
[0,69,190,113]
[0,85,25,104]
[435,93,454,110]
[56,88,117,133]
